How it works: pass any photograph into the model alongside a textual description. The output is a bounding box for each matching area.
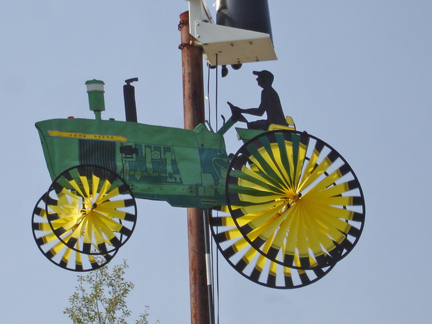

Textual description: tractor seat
[268,116,296,131]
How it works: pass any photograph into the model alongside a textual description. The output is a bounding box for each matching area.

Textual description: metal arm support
[186,0,277,66]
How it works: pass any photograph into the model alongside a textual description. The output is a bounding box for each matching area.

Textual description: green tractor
[32,79,365,289]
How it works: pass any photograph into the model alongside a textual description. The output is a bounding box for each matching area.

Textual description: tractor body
[36,118,230,209]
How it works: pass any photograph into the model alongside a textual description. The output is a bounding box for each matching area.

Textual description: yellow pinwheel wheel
[226,130,365,269]
[32,194,117,271]
[210,209,334,288]
[45,165,137,256]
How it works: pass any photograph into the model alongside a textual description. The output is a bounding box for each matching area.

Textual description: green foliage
[64,259,159,324]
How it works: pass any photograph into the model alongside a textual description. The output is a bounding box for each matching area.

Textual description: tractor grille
[79,140,117,174]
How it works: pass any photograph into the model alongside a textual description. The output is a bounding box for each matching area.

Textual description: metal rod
[204,210,215,324]
[180,11,211,324]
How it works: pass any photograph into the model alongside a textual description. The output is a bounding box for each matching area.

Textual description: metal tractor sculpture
[32,78,365,289]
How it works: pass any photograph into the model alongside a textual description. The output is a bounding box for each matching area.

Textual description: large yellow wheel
[210,210,334,288]
[32,194,117,271]
[45,165,137,255]
[226,130,365,269]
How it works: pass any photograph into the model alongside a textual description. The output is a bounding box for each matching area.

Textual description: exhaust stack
[124,78,138,122]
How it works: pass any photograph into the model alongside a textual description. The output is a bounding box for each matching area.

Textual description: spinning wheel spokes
[32,194,117,271]
[210,210,334,288]
[45,165,137,255]
[226,130,365,269]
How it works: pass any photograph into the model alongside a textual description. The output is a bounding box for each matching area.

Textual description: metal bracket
[187,0,277,66]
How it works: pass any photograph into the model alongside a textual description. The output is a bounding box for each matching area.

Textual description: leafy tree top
[64,259,159,324]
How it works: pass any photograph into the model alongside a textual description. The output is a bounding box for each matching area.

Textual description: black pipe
[123,78,138,122]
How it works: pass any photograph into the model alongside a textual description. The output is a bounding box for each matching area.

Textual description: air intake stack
[85,79,105,120]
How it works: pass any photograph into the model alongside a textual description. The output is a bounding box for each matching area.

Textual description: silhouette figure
[228,70,287,130]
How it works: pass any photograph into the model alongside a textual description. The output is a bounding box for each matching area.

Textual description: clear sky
[1,1,431,323]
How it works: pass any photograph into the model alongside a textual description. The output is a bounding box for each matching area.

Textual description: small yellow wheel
[210,210,334,288]
[45,165,137,255]
[226,130,365,269]
[32,194,117,271]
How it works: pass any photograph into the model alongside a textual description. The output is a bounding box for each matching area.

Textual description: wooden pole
[179,11,210,324]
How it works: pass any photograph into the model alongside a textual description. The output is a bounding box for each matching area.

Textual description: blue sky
[1,1,431,323]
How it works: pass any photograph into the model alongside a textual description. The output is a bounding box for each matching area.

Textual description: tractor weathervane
[32,0,365,290]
